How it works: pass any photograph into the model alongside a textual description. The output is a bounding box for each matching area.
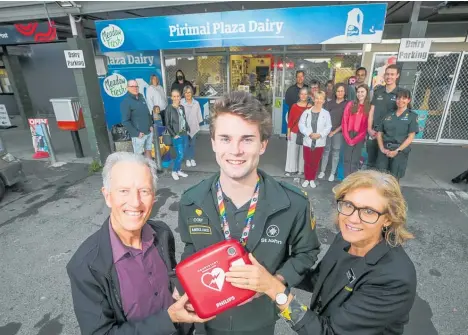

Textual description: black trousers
[198,324,275,335]
[366,138,379,169]
[343,141,364,178]
[376,150,410,179]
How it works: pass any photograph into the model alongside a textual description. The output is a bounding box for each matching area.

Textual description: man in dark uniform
[367,64,401,169]
[176,91,320,335]
[285,70,308,112]
[376,90,418,179]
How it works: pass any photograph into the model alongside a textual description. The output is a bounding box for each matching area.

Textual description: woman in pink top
[342,84,371,177]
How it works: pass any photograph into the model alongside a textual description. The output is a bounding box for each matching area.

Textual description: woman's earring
[382,225,389,233]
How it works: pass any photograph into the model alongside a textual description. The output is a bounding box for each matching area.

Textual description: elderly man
[67,152,210,335]
[121,80,154,159]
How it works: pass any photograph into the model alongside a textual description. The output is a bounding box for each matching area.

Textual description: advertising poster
[413,110,429,139]
[0,104,12,128]
[99,50,162,127]
[28,118,50,159]
[371,54,398,89]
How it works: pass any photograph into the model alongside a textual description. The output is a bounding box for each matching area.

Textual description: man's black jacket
[66,219,179,335]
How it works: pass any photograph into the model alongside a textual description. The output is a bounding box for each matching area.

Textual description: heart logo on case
[201,267,225,292]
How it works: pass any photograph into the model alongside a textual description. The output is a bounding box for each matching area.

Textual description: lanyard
[216,176,260,246]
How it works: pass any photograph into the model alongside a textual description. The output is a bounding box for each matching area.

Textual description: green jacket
[177,170,321,332]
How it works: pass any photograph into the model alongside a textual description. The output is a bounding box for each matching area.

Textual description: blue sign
[96,4,387,52]
[98,50,162,127]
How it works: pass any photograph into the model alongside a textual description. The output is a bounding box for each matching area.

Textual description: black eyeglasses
[336,200,387,224]
[128,85,138,88]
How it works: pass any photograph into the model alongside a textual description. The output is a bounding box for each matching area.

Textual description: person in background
[147,74,168,127]
[308,80,321,105]
[181,85,203,168]
[285,87,308,180]
[367,64,401,169]
[226,170,416,335]
[176,91,320,335]
[285,70,308,113]
[342,84,371,177]
[67,152,212,335]
[171,69,196,96]
[120,80,153,159]
[165,88,190,181]
[318,83,347,182]
[377,89,418,180]
[325,80,334,102]
[347,67,367,102]
[299,91,332,188]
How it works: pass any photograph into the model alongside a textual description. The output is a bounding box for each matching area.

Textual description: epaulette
[279,180,309,199]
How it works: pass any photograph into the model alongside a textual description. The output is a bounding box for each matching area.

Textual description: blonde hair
[313,90,326,101]
[333,170,414,247]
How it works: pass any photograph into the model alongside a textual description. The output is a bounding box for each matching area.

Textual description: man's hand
[172,287,181,301]
[168,294,214,324]
[138,132,144,138]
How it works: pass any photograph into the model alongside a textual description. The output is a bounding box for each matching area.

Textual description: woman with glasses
[377,89,418,180]
[226,170,416,335]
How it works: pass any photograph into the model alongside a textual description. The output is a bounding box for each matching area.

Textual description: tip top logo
[101,24,124,49]
[103,73,127,98]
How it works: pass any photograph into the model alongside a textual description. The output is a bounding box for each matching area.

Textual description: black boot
[452,169,468,184]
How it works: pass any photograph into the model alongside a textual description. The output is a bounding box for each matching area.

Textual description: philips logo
[0,33,9,39]
[216,296,235,308]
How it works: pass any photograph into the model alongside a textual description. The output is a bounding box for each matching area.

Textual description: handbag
[111,124,131,142]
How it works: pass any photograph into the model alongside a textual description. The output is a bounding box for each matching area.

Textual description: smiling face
[356,87,367,103]
[211,113,267,181]
[338,187,390,249]
[299,89,308,102]
[102,161,155,234]
[384,67,400,86]
[396,95,411,109]
[355,69,367,85]
[336,85,346,100]
[127,80,139,96]
[296,72,305,86]
[171,90,181,106]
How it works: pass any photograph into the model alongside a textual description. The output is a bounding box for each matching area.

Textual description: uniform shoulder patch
[279,181,308,199]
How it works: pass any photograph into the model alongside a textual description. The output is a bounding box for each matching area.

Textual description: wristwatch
[396,149,401,153]
[275,286,291,306]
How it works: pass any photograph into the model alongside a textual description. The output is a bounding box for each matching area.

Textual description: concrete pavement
[0,168,467,335]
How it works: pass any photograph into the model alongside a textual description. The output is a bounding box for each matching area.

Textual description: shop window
[0,68,13,94]
[164,55,227,97]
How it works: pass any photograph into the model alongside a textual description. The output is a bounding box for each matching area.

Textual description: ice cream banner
[96,4,387,52]
[28,118,51,159]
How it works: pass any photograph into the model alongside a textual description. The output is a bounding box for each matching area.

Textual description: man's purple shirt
[109,221,173,321]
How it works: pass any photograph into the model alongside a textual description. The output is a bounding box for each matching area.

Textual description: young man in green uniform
[376,89,419,179]
[176,91,320,335]
[367,64,402,168]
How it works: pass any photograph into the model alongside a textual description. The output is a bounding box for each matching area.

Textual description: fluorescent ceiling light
[56,1,80,8]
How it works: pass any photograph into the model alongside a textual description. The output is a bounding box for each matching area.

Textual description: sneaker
[285,172,291,177]
[318,172,325,179]
[328,174,335,182]
[171,172,179,180]
[178,171,188,178]
[191,159,196,167]
[310,180,317,188]
[301,180,309,188]
[186,160,192,167]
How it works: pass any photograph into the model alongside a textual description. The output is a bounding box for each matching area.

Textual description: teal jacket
[177,170,321,332]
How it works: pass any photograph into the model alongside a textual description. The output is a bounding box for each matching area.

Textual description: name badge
[189,225,212,235]
[188,216,209,225]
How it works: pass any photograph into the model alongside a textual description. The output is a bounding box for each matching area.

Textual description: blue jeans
[173,135,188,172]
[185,133,198,160]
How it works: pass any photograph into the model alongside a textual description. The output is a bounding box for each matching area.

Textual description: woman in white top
[181,85,203,168]
[146,74,168,127]
[299,90,332,188]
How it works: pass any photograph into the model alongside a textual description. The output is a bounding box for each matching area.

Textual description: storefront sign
[0,22,57,45]
[96,4,387,52]
[0,104,11,127]
[64,50,86,68]
[103,73,127,98]
[28,118,51,159]
[398,38,432,62]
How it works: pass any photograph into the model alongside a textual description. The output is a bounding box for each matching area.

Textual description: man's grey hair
[102,152,158,192]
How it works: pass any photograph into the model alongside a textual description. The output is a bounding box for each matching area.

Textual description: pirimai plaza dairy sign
[96,4,387,52]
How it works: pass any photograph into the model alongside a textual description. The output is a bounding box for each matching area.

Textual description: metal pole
[153,124,162,172]
[69,14,78,37]
[70,130,84,158]
[40,123,57,165]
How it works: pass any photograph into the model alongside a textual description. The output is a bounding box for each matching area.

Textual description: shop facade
[95,3,386,136]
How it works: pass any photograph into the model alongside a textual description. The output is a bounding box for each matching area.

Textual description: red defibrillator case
[176,240,256,318]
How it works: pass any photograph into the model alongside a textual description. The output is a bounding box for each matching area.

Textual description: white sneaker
[186,160,192,167]
[177,171,188,178]
[285,172,291,177]
[191,159,196,167]
[171,172,179,180]
[310,180,317,188]
[318,172,325,179]
[328,174,335,182]
[301,180,309,188]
